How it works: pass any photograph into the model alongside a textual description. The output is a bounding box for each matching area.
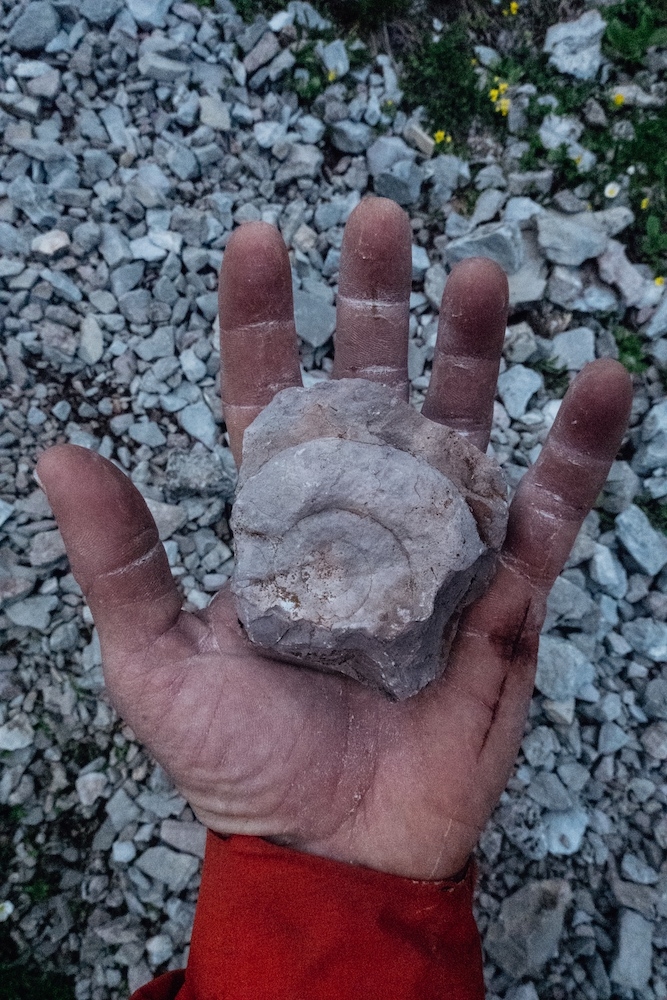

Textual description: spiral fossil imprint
[231,379,509,700]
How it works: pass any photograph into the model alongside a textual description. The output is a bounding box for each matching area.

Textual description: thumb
[36,445,182,657]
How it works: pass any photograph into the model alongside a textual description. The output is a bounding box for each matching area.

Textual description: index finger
[219,223,302,466]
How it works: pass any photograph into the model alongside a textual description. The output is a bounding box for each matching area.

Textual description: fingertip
[439,257,509,357]
[346,195,411,231]
[554,358,633,459]
[37,443,102,494]
[339,196,412,300]
[223,220,286,258]
[219,222,293,327]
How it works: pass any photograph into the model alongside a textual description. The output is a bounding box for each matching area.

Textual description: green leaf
[649,25,667,46]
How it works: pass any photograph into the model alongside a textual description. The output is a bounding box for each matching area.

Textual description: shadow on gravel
[0,928,75,1000]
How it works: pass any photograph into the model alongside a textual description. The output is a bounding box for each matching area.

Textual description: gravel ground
[0,1,666,998]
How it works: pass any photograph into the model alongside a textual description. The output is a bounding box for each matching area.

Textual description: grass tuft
[614,326,649,374]
[402,20,497,143]
[637,496,667,534]
[529,358,569,398]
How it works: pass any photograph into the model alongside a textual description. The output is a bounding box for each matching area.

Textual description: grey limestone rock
[622,618,667,660]
[497,364,543,419]
[126,0,172,29]
[537,211,608,266]
[366,136,415,177]
[231,379,508,700]
[445,221,524,275]
[610,910,653,990]
[8,2,60,52]
[135,846,199,893]
[598,461,639,514]
[549,326,595,371]
[543,10,606,81]
[274,144,323,186]
[330,120,375,154]
[486,880,572,978]
[79,0,124,24]
[177,400,218,450]
[615,504,667,576]
[535,635,595,700]
[293,288,336,348]
[374,159,424,207]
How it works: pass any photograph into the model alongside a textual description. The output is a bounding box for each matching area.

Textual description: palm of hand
[38,200,631,880]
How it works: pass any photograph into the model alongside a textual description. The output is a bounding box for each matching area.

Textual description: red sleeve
[130,832,484,1000]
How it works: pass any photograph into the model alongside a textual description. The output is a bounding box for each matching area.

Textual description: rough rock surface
[485,880,573,977]
[231,379,508,699]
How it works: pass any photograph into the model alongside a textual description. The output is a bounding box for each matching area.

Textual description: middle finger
[332,197,412,398]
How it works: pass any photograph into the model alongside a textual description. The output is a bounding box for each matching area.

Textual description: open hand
[37,198,632,880]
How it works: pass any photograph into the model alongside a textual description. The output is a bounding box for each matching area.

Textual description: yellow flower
[509,1,519,13]
[489,88,499,102]
[470,57,478,65]
[656,276,665,286]
[613,92,625,106]
[496,97,511,116]
[434,130,446,144]
[327,69,337,82]
[498,81,509,94]
[641,196,650,210]
[445,134,452,143]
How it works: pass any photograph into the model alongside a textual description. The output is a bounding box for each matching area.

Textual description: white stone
[232,379,508,699]
[497,365,543,419]
[146,933,174,968]
[76,771,107,806]
[0,499,14,528]
[144,498,188,540]
[549,327,595,371]
[317,39,349,79]
[111,840,136,863]
[598,239,662,308]
[79,315,104,365]
[544,808,588,855]
[31,229,70,257]
[535,635,595,700]
[199,96,231,132]
[537,212,608,266]
[0,714,34,751]
[611,911,653,990]
[616,504,667,575]
[177,401,218,450]
[131,236,167,262]
[543,10,606,81]
[135,846,200,892]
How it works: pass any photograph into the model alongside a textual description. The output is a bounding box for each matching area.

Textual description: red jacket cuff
[131,832,484,1000]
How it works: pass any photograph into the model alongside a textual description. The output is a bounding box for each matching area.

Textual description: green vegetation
[642,212,667,267]
[289,38,329,100]
[604,0,667,65]
[0,941,75,1000]
[403,21,497,143]
[0,807,75,1000]
[529,358,570,398]
[614,326,649,374]
[319,0,412,31]
[637,496,667,533]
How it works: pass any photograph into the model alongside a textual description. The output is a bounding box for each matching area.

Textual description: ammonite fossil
[231,378,508,700]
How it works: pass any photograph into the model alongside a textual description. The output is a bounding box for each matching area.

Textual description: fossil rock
[231,379,508,699]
